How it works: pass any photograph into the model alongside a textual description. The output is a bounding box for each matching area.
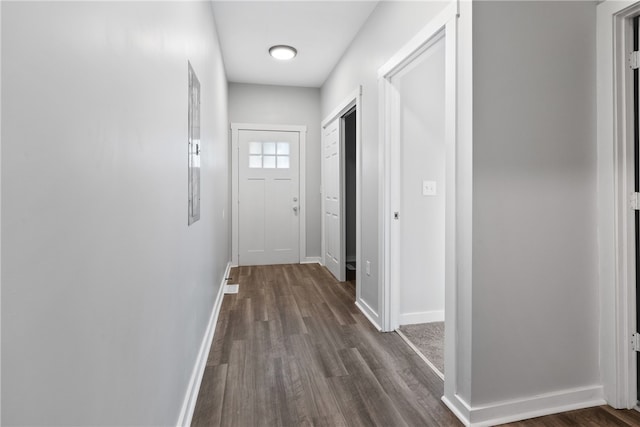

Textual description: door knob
[293,206,298,213]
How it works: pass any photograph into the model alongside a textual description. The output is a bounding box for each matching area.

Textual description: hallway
[191,264,460,426]
[190,265,640,426]
[3,1,640,424]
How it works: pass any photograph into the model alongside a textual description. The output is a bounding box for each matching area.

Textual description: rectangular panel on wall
[188,61,201,225]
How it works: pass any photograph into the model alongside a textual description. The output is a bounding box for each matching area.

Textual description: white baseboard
[442,394,471,426]
[399,310,444,325]
[301,256,321,264]
[444,385,606,427]
[355,298,382,331]
[396,329,444,380]
[176,261,231,427]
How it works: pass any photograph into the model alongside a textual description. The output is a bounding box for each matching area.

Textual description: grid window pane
[249,142,262,154]
[263,142,276,155]
[263,155,276,168]
[249,155,262,168]
[277,142,289,155]
[277,156,289,169]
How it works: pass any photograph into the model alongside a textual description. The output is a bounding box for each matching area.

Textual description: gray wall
[1,1,230,424]
[321,0,449,318]
[471,0,599,405]
[228,83,322,258]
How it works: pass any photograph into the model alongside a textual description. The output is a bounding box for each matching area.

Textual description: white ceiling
[212,1,379,88]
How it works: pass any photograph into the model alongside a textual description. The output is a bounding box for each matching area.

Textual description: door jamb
[597,0,640,409]
[230,123,307,266]
[321,87,362,302]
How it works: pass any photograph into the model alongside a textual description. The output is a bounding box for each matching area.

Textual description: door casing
[231,123,307,266]
[597,0,640,409]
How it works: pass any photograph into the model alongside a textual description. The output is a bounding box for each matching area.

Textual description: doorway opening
[379,3,460,395]
[343,107,357,291]
[386,29,446,380]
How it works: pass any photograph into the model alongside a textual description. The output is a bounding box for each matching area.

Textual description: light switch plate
[423,180,437,196]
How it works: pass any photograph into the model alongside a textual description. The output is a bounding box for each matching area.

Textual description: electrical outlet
[366,261,371,276]
[423,180,437,196]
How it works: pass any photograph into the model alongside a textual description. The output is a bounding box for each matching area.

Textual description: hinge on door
[630,51,640,69]
[630,192,640,210]
[633,333,640,352]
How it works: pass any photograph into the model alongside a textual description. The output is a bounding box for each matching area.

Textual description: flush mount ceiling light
[269,45,297,61]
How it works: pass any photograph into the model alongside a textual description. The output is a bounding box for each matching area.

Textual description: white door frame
[380,28,447,332]
[597,0,640,409]
[321,87,362,294]
[379,2,457,330]
[231,123,307,266]
[378,0,458,398]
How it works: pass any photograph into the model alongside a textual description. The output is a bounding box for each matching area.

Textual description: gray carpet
[398,322,444,375]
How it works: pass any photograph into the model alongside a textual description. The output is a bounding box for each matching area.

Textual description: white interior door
[238,130,300,266]
[323,119,344,281]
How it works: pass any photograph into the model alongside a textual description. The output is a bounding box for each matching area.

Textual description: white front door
[323,119,344,281]
[238,129,300,265]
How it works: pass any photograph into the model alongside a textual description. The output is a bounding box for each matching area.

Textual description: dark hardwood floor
[192,264,640,426]
[499,405,640,426]
[192,263,458,426]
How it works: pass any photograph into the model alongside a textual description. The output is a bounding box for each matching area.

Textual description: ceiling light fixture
[269,45,297,61]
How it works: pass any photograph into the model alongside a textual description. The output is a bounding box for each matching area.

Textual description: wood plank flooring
[500,406,640,426]
[192,263,640,426]
[192,264,459,426]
